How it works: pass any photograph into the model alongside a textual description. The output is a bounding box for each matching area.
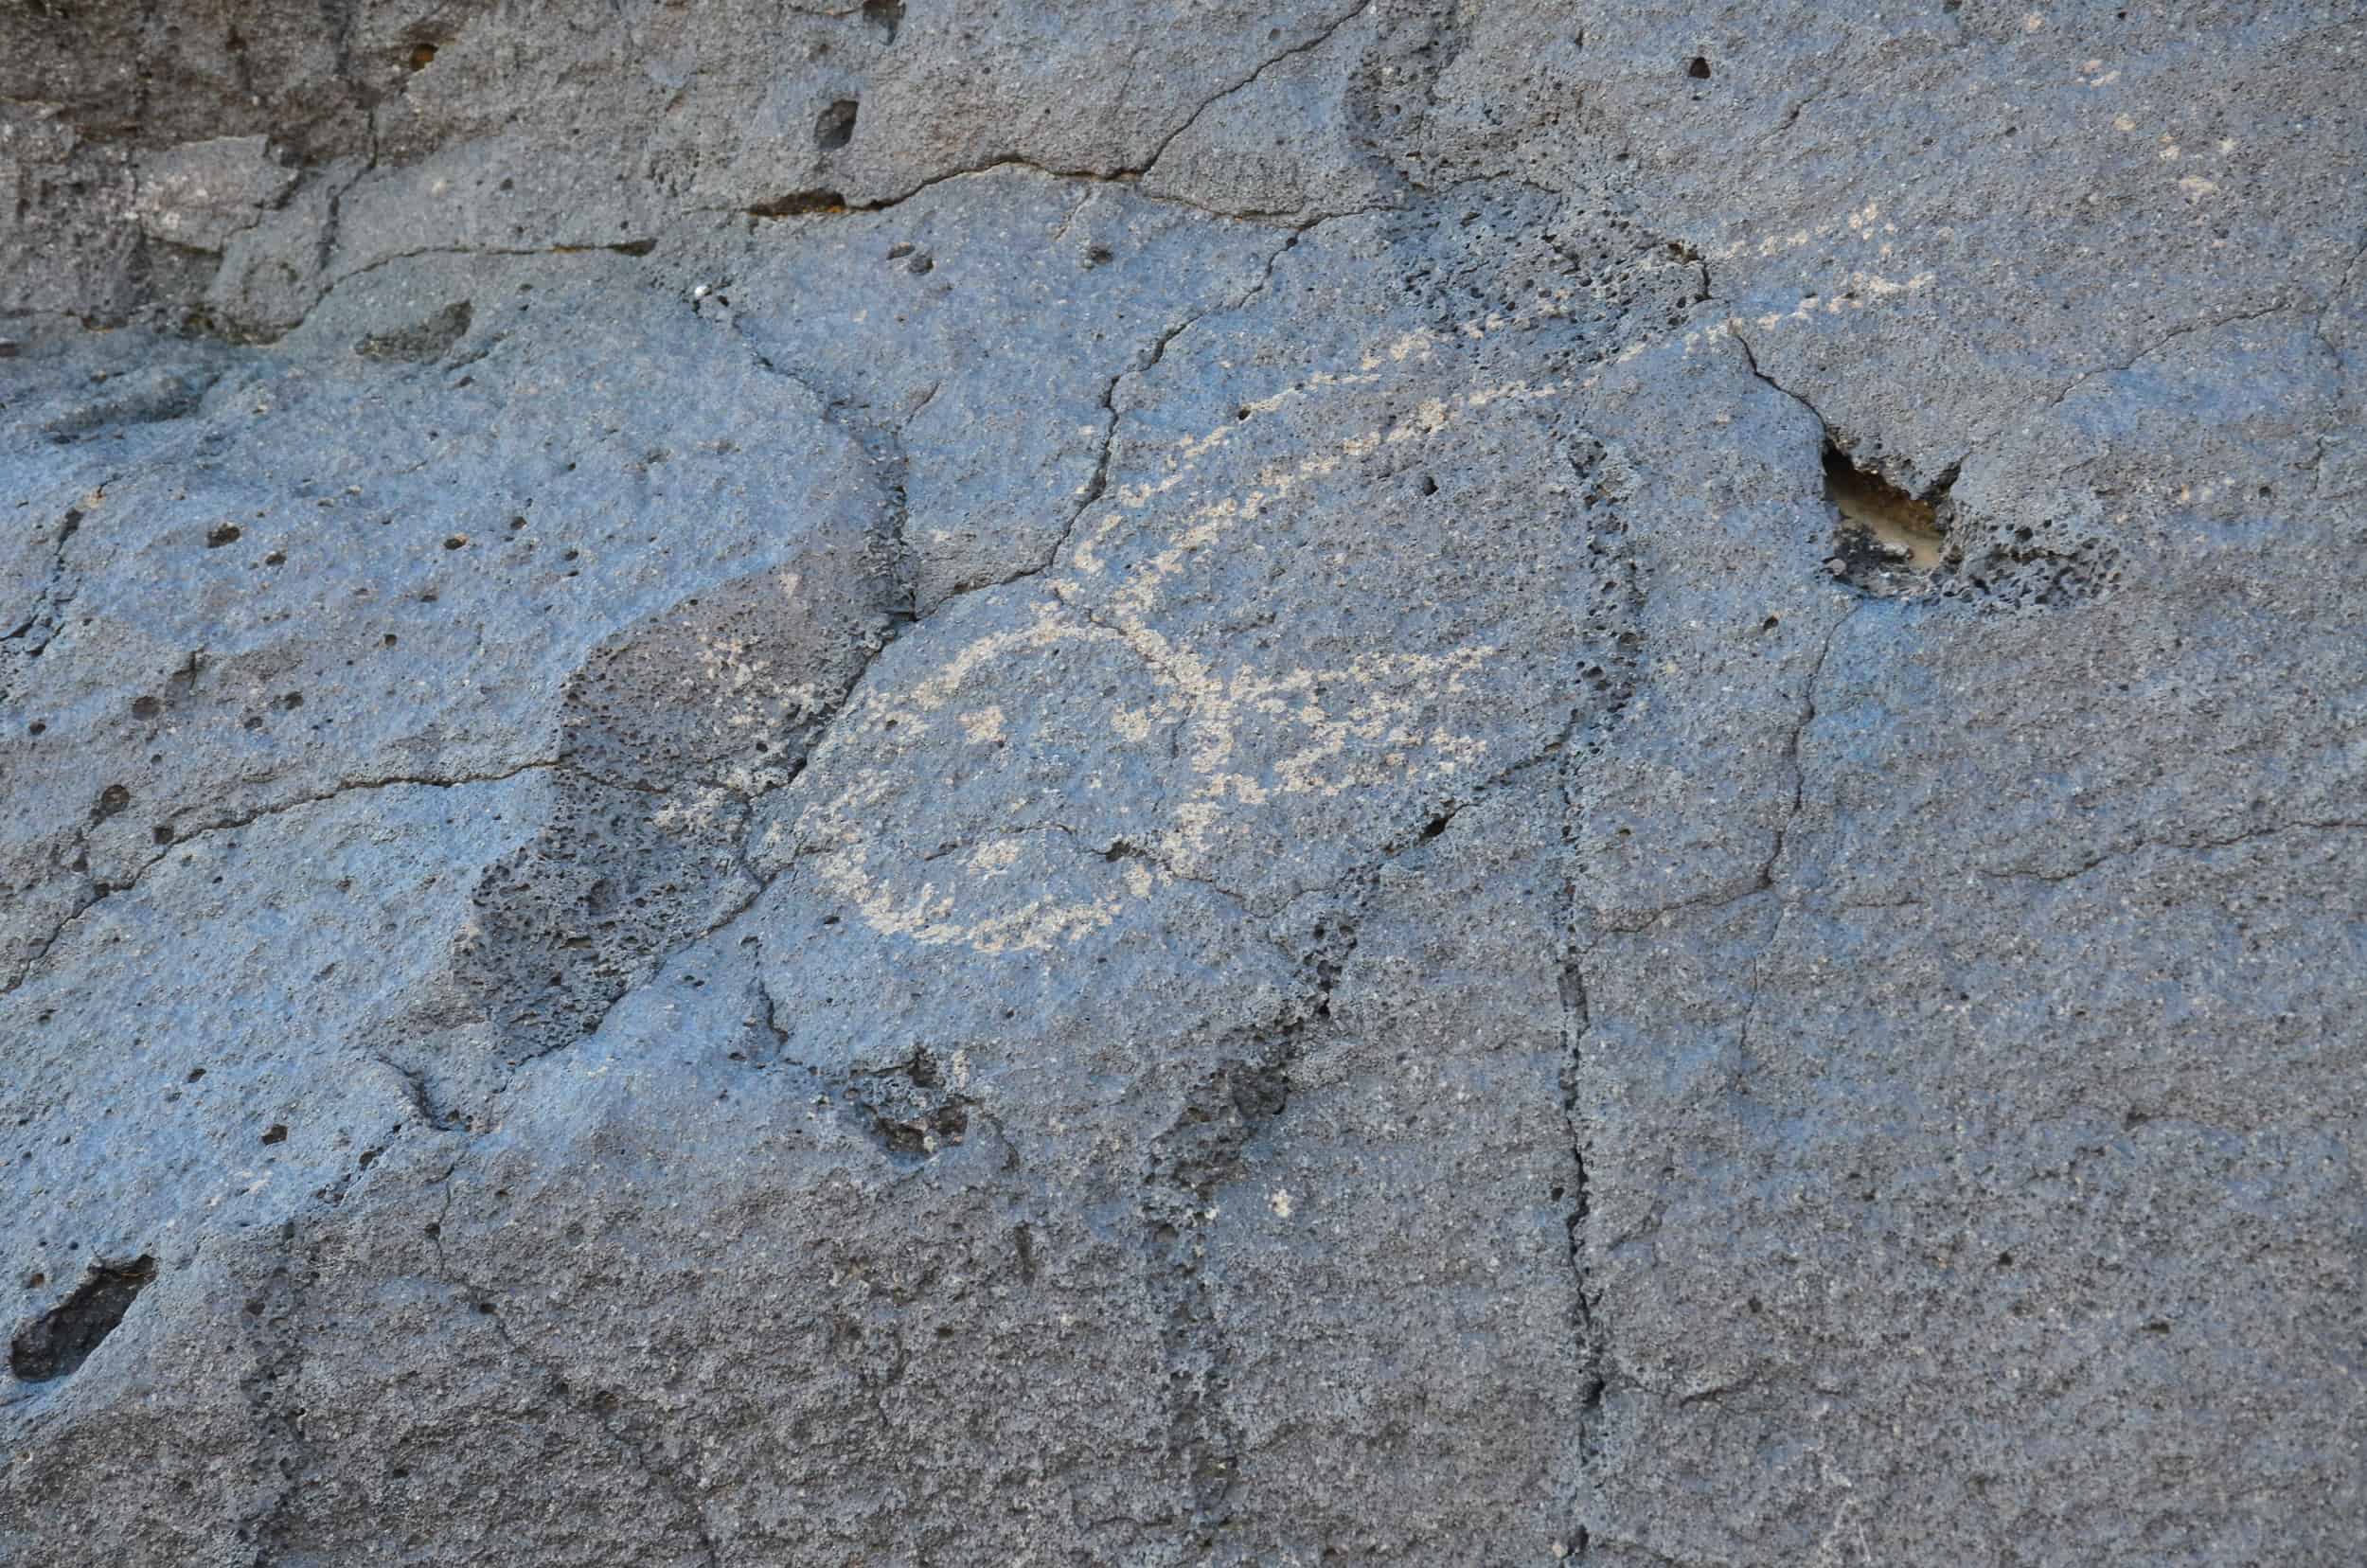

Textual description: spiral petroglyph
[767,333,1597,953]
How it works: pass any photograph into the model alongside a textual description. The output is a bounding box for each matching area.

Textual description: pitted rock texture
[5,3,2364,1564]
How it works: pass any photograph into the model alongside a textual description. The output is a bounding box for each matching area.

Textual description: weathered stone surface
[4,3,2362,1564]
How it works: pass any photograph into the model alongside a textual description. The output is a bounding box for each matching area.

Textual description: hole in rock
[748,189,847,219]
[9,1256,155,1382]
[355,301,472,363]
[814,99,859,151]
[1824,443,1949,582]
[1687,55,1712,79]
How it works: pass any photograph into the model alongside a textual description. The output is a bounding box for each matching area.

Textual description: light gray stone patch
[703,168,1284,608]
[2,251,887,993]
[130,135,298,255]
[0,773,543,1391]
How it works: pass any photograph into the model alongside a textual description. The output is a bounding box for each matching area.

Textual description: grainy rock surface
[4,3,2363,1563]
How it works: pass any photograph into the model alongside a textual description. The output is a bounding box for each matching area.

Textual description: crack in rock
[5,762,560,996]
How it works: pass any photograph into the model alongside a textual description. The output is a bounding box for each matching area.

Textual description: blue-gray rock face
[4,4,2362,1562]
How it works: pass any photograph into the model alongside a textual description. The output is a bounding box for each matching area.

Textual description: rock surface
[4,3,2363,1563]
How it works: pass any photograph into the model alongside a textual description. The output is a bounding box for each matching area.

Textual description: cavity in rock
[9,1256,156,1383]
